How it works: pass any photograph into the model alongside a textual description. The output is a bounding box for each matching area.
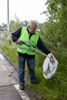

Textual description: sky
[0,0,47,24]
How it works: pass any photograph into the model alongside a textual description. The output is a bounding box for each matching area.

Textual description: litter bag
[43,53,58,79]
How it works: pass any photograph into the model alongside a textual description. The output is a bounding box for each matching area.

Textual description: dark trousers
[18,54,37,84]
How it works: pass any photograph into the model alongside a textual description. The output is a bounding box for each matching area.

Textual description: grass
[0,44,18,68]
[0,43,67,100]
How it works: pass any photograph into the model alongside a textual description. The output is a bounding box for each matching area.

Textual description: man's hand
[16,40,22,44]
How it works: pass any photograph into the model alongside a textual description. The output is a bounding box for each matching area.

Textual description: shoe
[31,79,38,84]
[19,84,24,90]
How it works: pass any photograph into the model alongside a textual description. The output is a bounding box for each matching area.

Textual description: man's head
[28,21,38,33]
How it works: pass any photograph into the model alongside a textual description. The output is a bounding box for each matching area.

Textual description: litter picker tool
[19,41,58,79]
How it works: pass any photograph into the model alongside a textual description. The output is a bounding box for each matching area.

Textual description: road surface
[0,53,30,100]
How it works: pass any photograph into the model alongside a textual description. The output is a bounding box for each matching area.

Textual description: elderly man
[12,21,51,90]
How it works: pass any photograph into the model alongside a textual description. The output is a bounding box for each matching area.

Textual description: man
[12,21,53,90]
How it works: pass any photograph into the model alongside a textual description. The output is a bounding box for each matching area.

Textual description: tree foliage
[42,0,67,48]
[9,20,22,33]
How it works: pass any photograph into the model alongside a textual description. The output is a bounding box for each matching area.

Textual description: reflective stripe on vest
[17,46,35,52]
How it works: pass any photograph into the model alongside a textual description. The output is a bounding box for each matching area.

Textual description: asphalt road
[0,53,30,100]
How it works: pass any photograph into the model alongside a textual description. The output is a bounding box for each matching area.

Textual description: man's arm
[37,38,51,55]
[11,27,21,42]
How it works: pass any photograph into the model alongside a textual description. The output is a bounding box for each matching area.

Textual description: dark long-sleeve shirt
[12,27,50,58]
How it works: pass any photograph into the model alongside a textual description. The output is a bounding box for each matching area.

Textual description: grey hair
[27,20,38,28]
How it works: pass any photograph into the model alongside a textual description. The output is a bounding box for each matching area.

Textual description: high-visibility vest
[17,26,40,55]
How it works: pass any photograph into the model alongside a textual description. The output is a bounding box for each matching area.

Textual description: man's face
[28,24,37,33]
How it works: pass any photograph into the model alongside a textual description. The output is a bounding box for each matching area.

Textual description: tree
[9,20,22,33]
[43,0,67,48]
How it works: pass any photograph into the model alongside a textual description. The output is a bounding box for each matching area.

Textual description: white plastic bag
[43,53,58,79]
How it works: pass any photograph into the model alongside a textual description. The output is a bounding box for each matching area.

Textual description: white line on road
[14,85,30,100]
